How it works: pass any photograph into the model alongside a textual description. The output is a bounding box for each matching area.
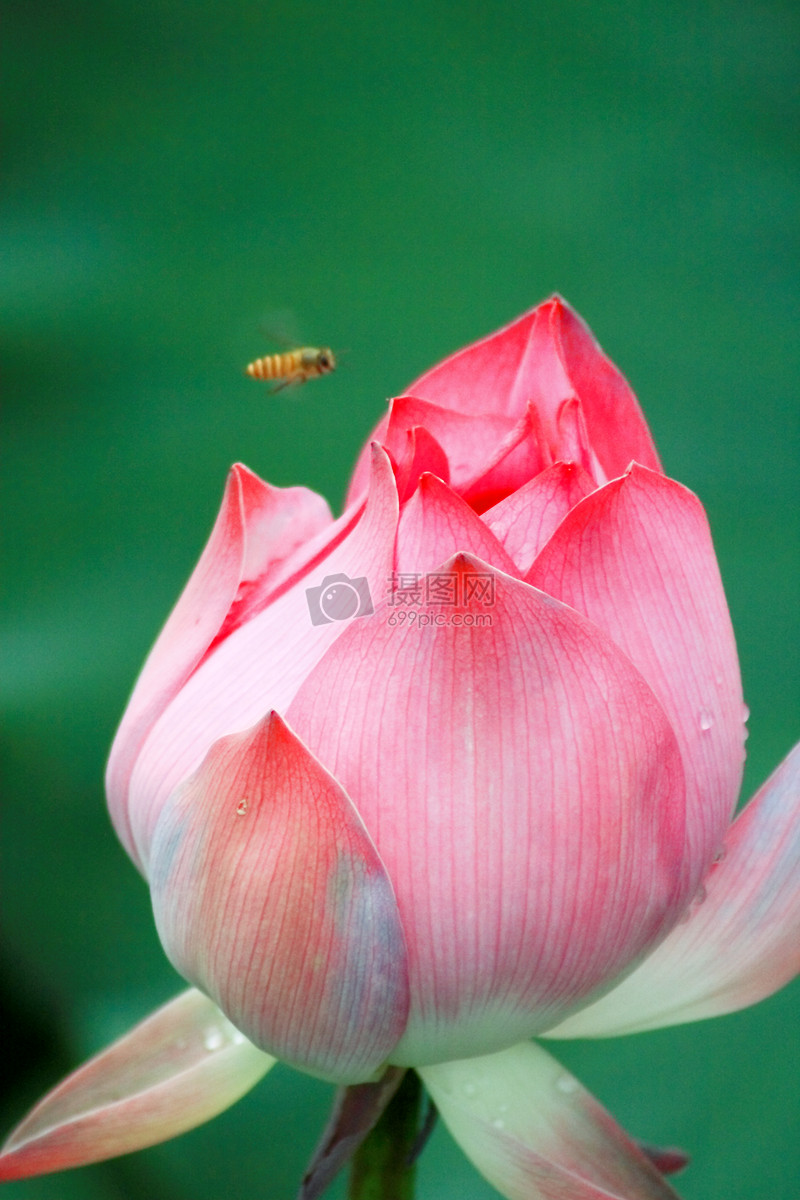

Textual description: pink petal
[420,1041,681,1200]
[385,396,519,491]
[460,403,552,512]
[288,554,686,1066]
[546,299,661,478]
[346,299,659,507]
[150,712,410,1083]
[392,423,451,503]
[127,444,399,871]
[0,989,273,1182]
[346,396,536,510]
[106,465,332,869]
[545,740,800,1037]
[395,474,519,579]
[528,465,746,889]
[483,461,596,575]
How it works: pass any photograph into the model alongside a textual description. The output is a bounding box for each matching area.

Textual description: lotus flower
[2,299,798,1200]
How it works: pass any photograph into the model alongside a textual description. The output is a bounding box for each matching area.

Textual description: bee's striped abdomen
[244,347,336,389]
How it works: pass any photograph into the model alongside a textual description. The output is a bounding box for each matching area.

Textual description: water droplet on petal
[203,1026,226,1051]
[741,703,750,723]
[236,798,249,816]
[556,1074,579,1094]
[699,709,714,732]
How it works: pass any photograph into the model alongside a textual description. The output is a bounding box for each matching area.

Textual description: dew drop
[741,703,750,723]
[556,1074,579,1094]
[699,709,714,732]
[203,1026,226,1051]
[462,1081,477,1098]
[492,1117,506,1130]
[236,798,249,816]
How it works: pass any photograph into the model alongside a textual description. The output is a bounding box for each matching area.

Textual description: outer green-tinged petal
[546,741,800,1037]
[0,990,273,1182]
[128,444,398,871]
[107,466,332,869]
[529,466,745,887]
[420,1041,680,1200]
[150,712,410,1083]
[289,554,686,1066]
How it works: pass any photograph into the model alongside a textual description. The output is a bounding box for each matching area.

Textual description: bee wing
[258,308,304,349]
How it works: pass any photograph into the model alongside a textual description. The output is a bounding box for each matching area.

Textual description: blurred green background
[2,1,798,1197]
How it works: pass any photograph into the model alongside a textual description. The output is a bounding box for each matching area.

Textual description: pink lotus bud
[103,298,751,1082]
[4,300,798,1197]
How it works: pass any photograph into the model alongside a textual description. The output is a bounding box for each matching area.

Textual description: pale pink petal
[420,1041,681,1200]
[0,989,273,1182]
[483,461,596,575]
[528,465,745,888]
[150,712,409,1083]
[546,741,800,1037]
[288,554,686,1066]
[395,474,519,578]
[128,444,399,871]
[106,465,332,868]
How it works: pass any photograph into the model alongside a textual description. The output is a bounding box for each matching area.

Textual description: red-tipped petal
[127,444,398,870]
[106,466,332,868]
[150,712,410,1083]
[546,741,800,1037]
[392,424,451,503]
[546,299,661,478]
[483,461,596,575]
[396,474,519,578]
[346,299,659,506]
[528,465,745,887]
[0,989,273,1182]
[289,554,685,1065]
[420,1041,681,1200]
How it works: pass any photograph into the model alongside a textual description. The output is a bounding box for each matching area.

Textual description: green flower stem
[348,1070,423,1200]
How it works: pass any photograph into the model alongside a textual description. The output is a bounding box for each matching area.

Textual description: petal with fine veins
[0,989,273,1182]
[546,740,800,1037]
[289,554,685,1065]
[420,1041,681,1200]
[106,465,332,869]
[396,474,519,578]
[128,444,398,872]
[150,712,410,1083]
[483,461,596,575]
[528,465,745,889]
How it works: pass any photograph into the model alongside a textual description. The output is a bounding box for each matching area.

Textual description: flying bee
[244,346,336,392]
